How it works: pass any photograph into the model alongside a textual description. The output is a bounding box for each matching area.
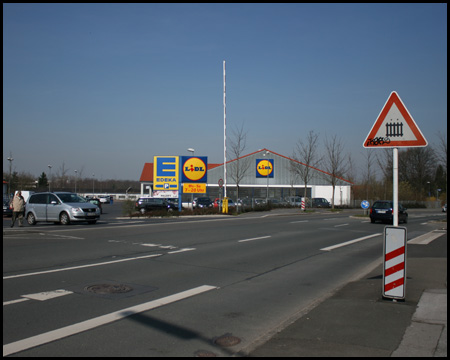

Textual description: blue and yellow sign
[154,156,179,190]
[181,156,208,183]
[256,159,274,178]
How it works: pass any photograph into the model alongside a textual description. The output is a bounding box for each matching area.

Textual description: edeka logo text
[182,157,207,182]
[256,159,274,178]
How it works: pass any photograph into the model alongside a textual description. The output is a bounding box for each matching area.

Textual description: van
[26,192,100,225]
[15,191,35,202]
[311,198,331,208]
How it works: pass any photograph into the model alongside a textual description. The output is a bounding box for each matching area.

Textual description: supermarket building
[139,148,353,206]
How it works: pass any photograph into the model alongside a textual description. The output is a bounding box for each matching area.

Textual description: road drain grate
[84,284,133,294]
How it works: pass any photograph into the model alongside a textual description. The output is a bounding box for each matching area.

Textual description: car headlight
[71,207,84,214]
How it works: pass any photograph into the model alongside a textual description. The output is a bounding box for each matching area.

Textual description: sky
[3,3,447,182]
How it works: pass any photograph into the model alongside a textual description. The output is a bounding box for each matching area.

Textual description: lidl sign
[181,156,208,183]
[154,156,179,191]
[256,159,274,178]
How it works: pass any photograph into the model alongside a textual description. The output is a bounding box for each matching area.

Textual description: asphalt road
[3,204,446,356]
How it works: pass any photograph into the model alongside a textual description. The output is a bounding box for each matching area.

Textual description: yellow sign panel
[154,156,179,191]
[183,183,206,193]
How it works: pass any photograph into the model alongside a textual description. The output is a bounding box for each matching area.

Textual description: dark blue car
[370,200,408,224]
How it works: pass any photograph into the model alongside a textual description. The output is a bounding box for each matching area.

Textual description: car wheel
[60,212,70,225]
[27,212,36,225]
[140,208,146,215]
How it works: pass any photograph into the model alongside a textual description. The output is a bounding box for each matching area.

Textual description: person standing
[10,191,25,228]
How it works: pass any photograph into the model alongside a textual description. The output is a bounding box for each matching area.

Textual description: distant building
[139,148,353,206]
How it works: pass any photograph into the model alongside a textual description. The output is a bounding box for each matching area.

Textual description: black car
[135,197,177,214]
[193,197,213,209]
[370,200,408,224]
[3,198,12,217]
[311,198,331,208]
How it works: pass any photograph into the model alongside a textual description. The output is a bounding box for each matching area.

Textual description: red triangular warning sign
[363,91,427,148]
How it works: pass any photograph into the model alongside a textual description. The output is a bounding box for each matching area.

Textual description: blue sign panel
[256,159,274,178]
[154,156,179,190]
[180,156,208,183]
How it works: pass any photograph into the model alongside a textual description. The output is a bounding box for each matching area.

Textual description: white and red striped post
[383,226,407,300]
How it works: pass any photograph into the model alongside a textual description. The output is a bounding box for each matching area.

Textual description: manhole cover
[194,350,217,357]
[213,334,241,347]
[84,284,133,294]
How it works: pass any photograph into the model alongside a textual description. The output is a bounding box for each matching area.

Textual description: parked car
[85,197,102,214]
[212,198,236,209]
[193,197,213,209]
[135,197,177,214]
[311,198,331,208]
[370,200,408,224]
[442,204,447,213]
[99,195,110,204]
[3,197,12,217]
[26,192,100,225]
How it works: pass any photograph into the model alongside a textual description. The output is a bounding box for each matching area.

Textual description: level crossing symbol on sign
[363,91,427,148]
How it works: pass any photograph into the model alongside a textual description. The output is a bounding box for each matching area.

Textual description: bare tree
[322,135,349,209]
[435,132,447,196]
[362,149,376,200]
[228,123,251,203]
[291,130,321,207]
[56,161,70,189]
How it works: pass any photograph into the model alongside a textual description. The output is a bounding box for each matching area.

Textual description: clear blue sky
[3,3,447,181]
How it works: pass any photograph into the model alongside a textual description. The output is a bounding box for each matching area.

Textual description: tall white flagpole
[223,60,227,198]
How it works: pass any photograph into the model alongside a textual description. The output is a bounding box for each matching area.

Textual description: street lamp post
[263,151,270,204]
[7,155,14,197]
[187,148,195,209]
[48,165,52,192]
[74,170,78,193]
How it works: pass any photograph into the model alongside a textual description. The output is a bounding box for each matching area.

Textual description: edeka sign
[256,159,274,178]
[154,156,179,191]
[181,156,208,183]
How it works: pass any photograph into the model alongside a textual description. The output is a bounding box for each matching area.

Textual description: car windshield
[57,193,87,203]
[374,202,392,209]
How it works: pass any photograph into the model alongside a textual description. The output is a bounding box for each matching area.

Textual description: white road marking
[334,223,349,227]
[3,298,30,306]
[320,233,382,251]
[167,248,196,254]
[408,231,445,245]
[290,220,309,223]
[3,285,218,357]
[4,290,73,307]
[238,235,272,243]
[3,254,163,280]
[22,289,73,301]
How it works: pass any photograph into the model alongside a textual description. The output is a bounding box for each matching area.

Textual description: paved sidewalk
[248,231,447,357]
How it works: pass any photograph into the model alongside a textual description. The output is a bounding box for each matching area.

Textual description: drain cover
[84,284,133,294]
[213,334,241,347]
[194,350,217,357]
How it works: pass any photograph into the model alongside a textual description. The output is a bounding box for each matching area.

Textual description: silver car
[26,192,101,225]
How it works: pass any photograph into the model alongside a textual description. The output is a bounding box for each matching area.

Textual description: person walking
[10,191,25,228]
